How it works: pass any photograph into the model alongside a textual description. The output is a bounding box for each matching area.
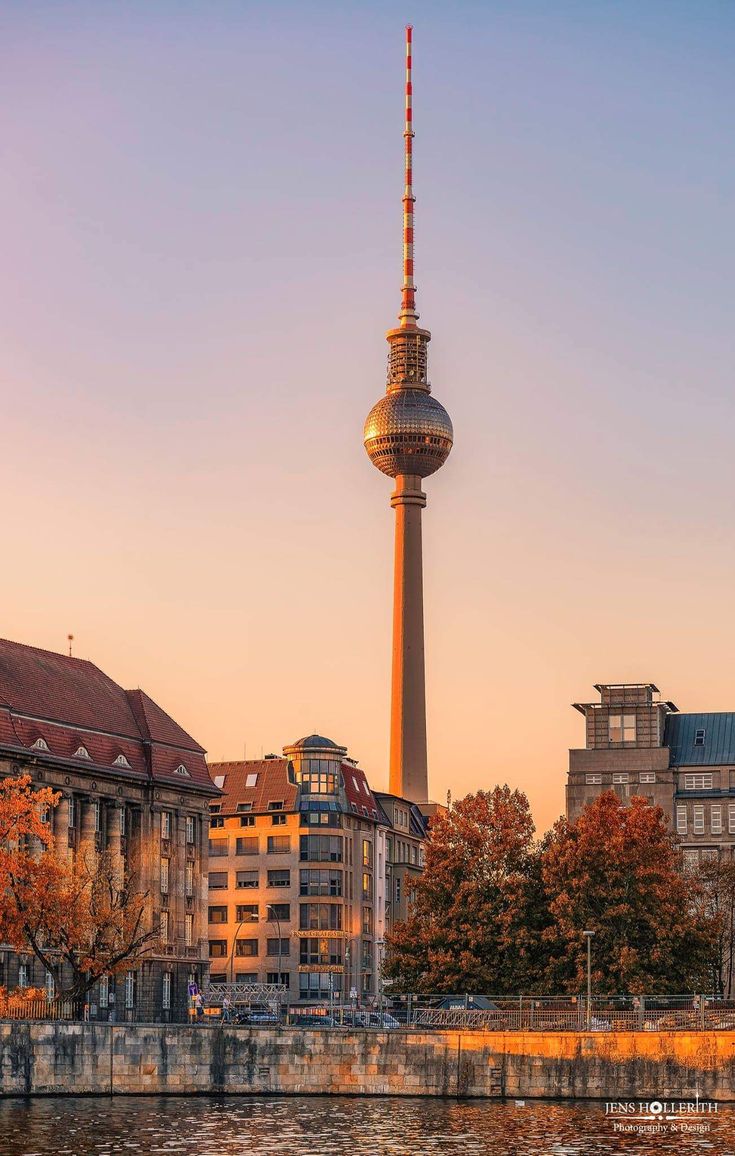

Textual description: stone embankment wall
[2,1024,735,1100]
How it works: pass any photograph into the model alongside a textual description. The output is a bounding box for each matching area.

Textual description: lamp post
[583,930,594,1030]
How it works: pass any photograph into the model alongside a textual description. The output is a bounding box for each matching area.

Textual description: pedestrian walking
[194,992,204,1023]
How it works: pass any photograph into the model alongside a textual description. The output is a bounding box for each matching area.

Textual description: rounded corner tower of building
[363,26,453,807]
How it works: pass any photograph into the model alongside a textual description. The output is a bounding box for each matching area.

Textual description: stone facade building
[207,736,431,1005]
[0,638,217,1021]
[568,682,735,869]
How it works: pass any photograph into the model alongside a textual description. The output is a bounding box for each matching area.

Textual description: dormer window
[210,803,222,814]
[245,773,258,788]
[694,729,706,747]
[236,802,253,813]
[113,754,131,768]
[74,746,91,760]
[268,801,284,811]
[174,764,190,776]
[31,737,49,752]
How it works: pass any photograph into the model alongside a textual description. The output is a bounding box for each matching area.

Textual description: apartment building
[207,735,388,1004]
[374,792,428,929]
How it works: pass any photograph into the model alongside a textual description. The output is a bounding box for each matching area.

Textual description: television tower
[364,26,453,804]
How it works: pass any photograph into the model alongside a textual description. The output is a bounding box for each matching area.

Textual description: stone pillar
[389,473,428,804]
[79,797,97,863]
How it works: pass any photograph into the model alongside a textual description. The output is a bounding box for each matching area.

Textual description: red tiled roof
[208,759,297,813]
[342,763,379,819]
[0,638,215,793]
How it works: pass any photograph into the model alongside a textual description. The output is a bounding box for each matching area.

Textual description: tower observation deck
[363,26,453,805]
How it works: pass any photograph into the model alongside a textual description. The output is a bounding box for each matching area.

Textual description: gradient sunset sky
[2,1,734,834]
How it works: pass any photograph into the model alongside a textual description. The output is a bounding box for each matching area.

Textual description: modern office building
[207,735,389,1004]
[363,26,453,806]
[0,637,217,1020]
[568,682,735,868]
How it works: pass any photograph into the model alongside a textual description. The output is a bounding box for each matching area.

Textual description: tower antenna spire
[400,24,418,328]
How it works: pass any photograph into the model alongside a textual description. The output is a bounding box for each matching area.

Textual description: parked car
[289,1013,336,1027]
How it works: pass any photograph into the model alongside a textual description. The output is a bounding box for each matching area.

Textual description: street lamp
[229,913,258,986]
[583,930,594,1030]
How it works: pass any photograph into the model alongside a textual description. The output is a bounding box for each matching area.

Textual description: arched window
[113,754,131,768]
[174,764,190,777]
[74,746,91,760]
[31,737,49,752]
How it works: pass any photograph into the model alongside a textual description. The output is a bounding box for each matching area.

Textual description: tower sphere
[364,388,453,479]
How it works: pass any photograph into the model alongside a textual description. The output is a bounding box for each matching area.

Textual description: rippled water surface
[1,1096,734,1156]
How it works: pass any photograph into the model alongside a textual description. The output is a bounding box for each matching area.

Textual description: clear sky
[2,1,734,835]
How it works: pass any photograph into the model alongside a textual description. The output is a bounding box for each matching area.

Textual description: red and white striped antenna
[399,25,418,328]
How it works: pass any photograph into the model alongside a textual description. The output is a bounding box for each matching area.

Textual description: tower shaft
[389,475,428,801]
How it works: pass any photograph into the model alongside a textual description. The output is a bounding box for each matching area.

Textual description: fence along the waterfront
[4,992,735,1031]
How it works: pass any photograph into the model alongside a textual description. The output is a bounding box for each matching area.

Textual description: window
[236,870,259,889]
[245,773,258,788]
[300,869,343,896]
[125,971,135,1009]
[271,813,287,826]
[119,807,126,836]
[186,816,195,844]
[210,816,224,829]
[159,911,169,942]
[300,770,337,795]
[711,805,723,835]
[676,806,687,835]
[612,774,629,784]
[267,972,290,988]
[362,873,373,901]
[300,903,342,931]
[684,774,713,790]
[362,906,373,935]
[268,902,290,921]
[267,869,291,888]
[267,835,291,854]
[585,775,602,786]
[74,746,90,760]
[694,729,706,747]
[18,964,28,989]
[208,905,228,924]
[609,715,636,743]
[300,938,342,967]
[99,975,109,1009]
[162,972,172,1010]
[299,835,343,862]
[174,764,190,777]
[236,837,259,856]
[236,903,258,922]
[268,801,284,811]
[240,815,255,827]
[234,939,258,957]
[185,862,194,898]
[395,878,401,903]
[160,859,169,895]
[300,972,341,1000]
[68,797,75,828]
[208,871,228,890]
[45,971,55,1002]
[693,805,705,835]
[236,802,253,813]
[682,849,699,873]
[185,914,194,947]
[210,803,222,814]
[208,839,228,857]
[729,804,735,835]
[94,800,102,833]
[161,812,171,840]
[32,737,49,751]
[266,938,290,957]
[209,940,228,958]
[702,848,719,862]
[362,839,373,868]
[114,754,131,768]
[639,773,656,784]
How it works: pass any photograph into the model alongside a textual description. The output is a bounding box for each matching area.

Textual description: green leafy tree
[540,791,718,994]
[383,786,545,993]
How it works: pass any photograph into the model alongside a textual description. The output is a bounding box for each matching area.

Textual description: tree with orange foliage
[540,791,718,994]
[0,775,159,1000]
[383,786,545,993]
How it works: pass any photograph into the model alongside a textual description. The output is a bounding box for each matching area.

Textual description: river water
[1,1096,733,1155]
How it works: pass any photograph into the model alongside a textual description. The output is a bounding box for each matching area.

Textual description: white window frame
[45,971,55,1002]
[676,805,687,835]
[18,964,28,989]
[161,811,172,840]
[711,805,723,835]
[162,972,172,1011]
[245,773,258,788]
[640,773,656,784]
[585,775,602,785]
[728,804,735,835]
[612,773,629,784]
[99,975,109,1009]
[185,913,194,947]
[160,858,169,895]
[609,714,636,743]
[125,971,135,1010]
[684,774,713,790]
[94,800,101,834]
[185,862,194,898]
[186,816,195,844]
[693,805,705,835]
[159,911,169,942]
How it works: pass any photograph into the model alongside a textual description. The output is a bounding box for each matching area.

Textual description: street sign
[188,982,199,998]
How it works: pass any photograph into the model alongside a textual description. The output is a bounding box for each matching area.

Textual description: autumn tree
[540,792,718,994]
[384,786,546,993]
[696,855,735,995]
[0,775,159,1000]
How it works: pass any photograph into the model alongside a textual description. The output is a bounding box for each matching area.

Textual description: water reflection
[1,1096,733,1155]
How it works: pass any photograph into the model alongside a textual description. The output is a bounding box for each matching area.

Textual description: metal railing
[0,998,84,1021]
